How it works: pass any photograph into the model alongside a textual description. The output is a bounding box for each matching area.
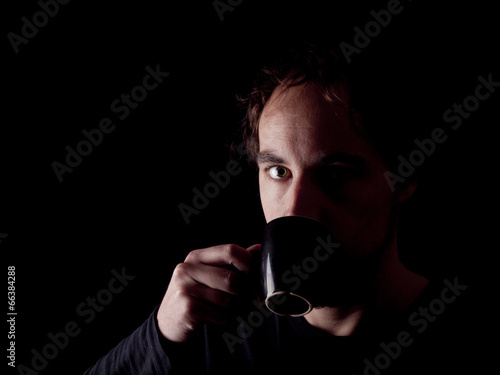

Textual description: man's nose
[282,174,327,221]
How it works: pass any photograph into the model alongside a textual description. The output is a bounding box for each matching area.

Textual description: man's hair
[236,39,423,177]
[237,41,352,163]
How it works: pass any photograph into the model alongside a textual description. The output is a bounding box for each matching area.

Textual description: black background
[3,0,498,374]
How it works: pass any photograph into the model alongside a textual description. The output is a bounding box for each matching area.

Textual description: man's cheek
[351,181,395,221]
[259,184,279,222]
[335,201,393,258]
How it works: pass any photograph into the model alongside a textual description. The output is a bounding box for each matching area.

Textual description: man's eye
[322,165,356,185]
[268,166,290,180]
[331,166,350,181]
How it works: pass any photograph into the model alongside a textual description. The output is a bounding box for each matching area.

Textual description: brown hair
[235,39,418,175]
[236,40,354,165]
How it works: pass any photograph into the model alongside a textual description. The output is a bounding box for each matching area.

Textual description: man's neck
[303,244,429,336]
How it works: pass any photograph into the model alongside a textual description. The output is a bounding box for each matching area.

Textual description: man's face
[257,82,402,262]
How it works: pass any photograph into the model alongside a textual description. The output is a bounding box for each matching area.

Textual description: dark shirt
[83,278,480,374]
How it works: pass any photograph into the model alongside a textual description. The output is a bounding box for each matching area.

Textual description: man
[83,41,470,375]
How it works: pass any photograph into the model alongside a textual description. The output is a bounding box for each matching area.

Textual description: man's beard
[309,197,400,309]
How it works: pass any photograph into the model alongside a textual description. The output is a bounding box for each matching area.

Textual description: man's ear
[398,177,418,203]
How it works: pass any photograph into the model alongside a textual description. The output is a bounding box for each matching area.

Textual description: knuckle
[172,263,191,284]
[221,268,238,293]
[173,285,190,301]
[184,249,199,263]
[222,244,238,261]
[174,262,188,277]
[183,297,196,314]
[183,317,197,333]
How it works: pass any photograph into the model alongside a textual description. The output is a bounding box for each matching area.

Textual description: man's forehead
[257,82,377,165]
[261,82,349,119]
[260,87,356,144]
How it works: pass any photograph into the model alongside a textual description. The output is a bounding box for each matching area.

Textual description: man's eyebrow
[320,153,366,167]
[255,152,286,165]
[256,151,365,167]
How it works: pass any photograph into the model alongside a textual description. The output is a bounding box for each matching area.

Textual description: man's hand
[157,243,261,343]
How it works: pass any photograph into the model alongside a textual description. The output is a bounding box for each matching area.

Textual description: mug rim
[264,290,313,317]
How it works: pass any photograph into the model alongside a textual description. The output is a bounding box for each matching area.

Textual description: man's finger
[188,281,233,309]
[180,262,245,295]
[185,244,255,273]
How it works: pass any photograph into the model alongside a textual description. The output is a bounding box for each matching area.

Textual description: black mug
[261,216,349,317]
